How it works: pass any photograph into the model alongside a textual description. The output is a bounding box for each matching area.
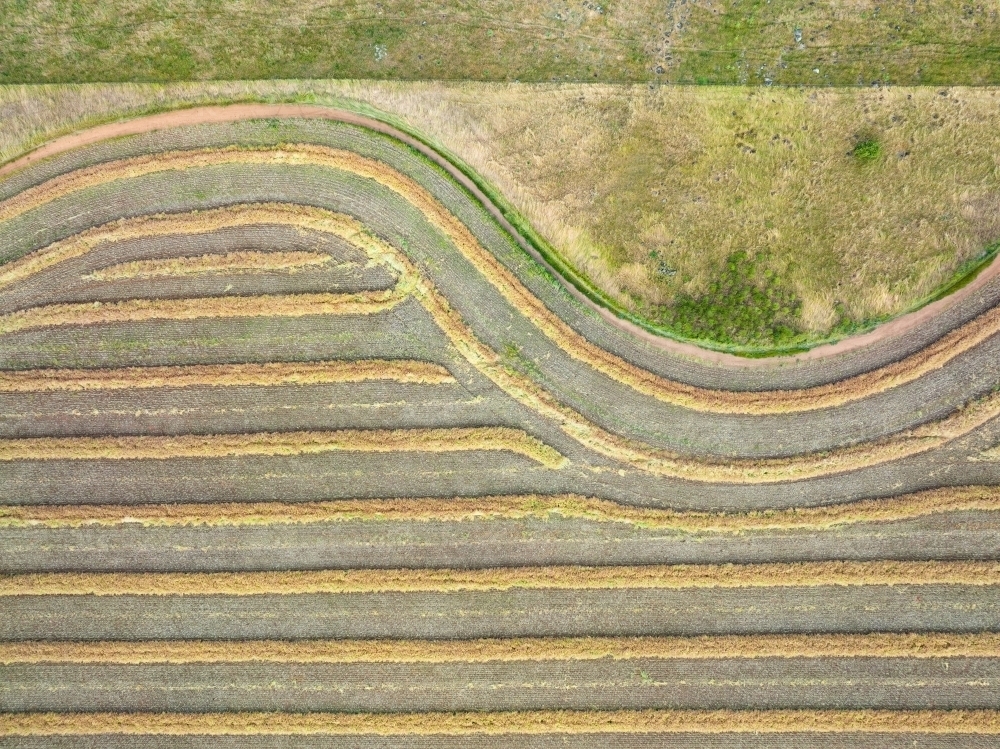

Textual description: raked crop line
[5,632,1000,664]
[4,560,1000,596]
[2,144,997,415]
[2,709,999,736]
[83,249,333,280]
[0,360,455,393]
[3,203,1000,484]
[4,486,1000,533]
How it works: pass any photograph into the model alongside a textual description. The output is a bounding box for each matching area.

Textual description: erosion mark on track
[6,633,1000,664]
[0,427,567,468]
[0,360,455,393]
[4,560,1000,596]
[6,486,999,532]
[3,145,997,415]
[2,709,999,736]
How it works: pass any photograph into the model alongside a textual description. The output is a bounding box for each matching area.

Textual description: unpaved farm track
[3,107,1000,746]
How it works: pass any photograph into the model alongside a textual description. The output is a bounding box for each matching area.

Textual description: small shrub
[852,138,882,162]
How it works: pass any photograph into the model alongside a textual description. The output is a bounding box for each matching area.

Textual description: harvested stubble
[2,203,998,483]
[2,144,995,415]
[2,709,999,736]
[83,250,332,280]
[5,486,999,533]
[0,427,566,468]
[5,560,1000,596]
[6,632,1000,665]
[0,360,454,393]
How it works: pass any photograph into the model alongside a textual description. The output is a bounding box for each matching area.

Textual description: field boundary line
[0,427,567,468]
[5,633,1000,664]
[4,560,1000,596]
[4,486,999,531]
[2,142,997,414]
[2,709,999,736]
[0,360,455,393]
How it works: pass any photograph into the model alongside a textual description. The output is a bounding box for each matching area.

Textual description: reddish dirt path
[2,102,997,368]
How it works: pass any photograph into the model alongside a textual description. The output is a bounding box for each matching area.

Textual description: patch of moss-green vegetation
[852,138,883,163]
[657,251,803,349]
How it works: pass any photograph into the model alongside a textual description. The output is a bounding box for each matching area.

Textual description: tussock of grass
[0,427,567,468]
[83,250,331,281]
[0,360,454,393]
[6,632,999,665]
[0,289,406,336]
[6,486,997,533]
[3,150,996,416]
[2,709,999,736]
[5,560,999,597]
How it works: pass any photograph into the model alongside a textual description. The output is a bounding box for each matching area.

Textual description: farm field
[4,82,1000,354]
[2,97,1000,747]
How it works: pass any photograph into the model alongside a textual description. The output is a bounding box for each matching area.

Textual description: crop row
[5,560,1000,596]
[83,249,332,281]
[5,632,1000,664]
[0,485,994,533]
[2,708,998,737]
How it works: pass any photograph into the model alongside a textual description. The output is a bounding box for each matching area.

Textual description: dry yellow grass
[83,250,331,280]
[0,289,405,336]
[0,360,454,393]
[6,632,999,665]
[3,709,999,736]
[4,486,996,532]
[4,560,999,597]
[2,150,996,415]
[0,427,567,468]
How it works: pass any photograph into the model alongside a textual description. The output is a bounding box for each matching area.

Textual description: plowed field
[3,105,1000,746]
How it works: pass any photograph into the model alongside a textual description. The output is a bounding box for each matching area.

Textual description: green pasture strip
[1,1,999,85]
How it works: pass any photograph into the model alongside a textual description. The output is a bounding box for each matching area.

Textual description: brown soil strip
[2,146,996,414]
[0,360,454,393]
[2,709,998,735]
[0,288,405,336]
[5,633,999,665]
[2,103,997,374]
[3,486,997,532]
[0,427,567,468]
[83,250,331,281]
[4,560,999,596]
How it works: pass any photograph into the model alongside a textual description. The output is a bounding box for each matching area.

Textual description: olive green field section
[1,0,998,84]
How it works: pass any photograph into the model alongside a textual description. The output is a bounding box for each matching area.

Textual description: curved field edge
[6,561,1000,596]
[2,709,999,736]
[4,162,998,418]
[5,486,1000,534]
[6,632,1000,664]
[2,99,997,360]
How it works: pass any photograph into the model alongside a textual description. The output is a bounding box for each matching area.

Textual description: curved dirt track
[3,104,1000,744]
[4,102,998,369]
